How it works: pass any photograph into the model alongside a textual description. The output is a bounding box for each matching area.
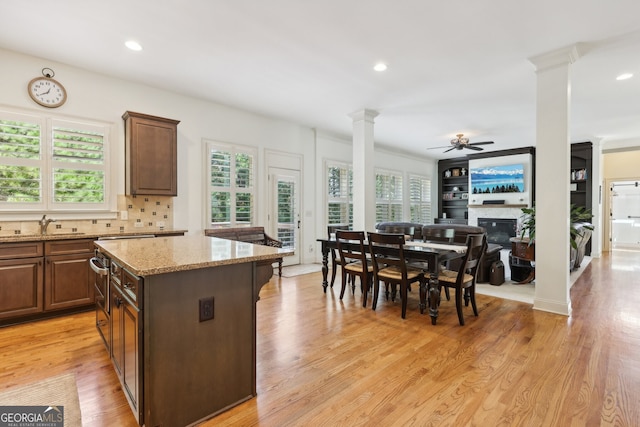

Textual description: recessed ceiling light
[616,73,633,81]
[125,40,143,51]
[373,63,387,72]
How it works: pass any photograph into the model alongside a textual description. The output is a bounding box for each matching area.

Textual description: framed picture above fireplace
[470,163,525,195]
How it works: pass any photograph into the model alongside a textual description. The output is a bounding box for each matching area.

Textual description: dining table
[316,237,467,325]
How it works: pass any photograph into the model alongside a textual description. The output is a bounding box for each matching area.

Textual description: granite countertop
[0,228,188,243]
[94,235,293,276]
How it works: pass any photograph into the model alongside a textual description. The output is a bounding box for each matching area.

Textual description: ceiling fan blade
[465,145,484,151]
[426,145,453,150]
[443,146,457,153]
[469,141,494,146]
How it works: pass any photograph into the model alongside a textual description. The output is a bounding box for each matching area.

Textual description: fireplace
[478,218,517,247]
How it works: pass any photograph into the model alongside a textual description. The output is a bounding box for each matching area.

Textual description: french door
[269,168,300,265]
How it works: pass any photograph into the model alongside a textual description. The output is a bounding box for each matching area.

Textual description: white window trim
[408,173,433,224]
[325,159,353,228]
[375,168,404,223]
[203,139,257,228]
[0,108,116,219]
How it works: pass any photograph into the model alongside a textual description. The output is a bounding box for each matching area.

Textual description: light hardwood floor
[1,250,639,426]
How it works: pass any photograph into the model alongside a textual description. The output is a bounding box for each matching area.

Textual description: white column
[590,138,602,258]
[349,109,378,231]
[528,45,582,315]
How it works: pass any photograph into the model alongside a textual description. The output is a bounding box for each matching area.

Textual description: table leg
[419,279,427,314]
[321,242,329,292]
[428,273,441,325]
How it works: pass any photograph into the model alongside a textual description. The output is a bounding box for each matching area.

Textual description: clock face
[28,77,67,108]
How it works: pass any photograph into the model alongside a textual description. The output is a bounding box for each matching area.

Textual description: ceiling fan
[428,134,494,153]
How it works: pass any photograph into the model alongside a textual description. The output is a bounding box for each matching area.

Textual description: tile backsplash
[0,195,175,236]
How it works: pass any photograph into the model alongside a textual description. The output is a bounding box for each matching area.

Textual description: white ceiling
[3,0,640,159]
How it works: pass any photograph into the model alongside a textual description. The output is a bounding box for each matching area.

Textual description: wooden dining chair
[421,226,456,300]
[367,232,426,319]
[378,225,415,241]
[336,230,373,307]
[436,233,487,325]
[328,224,351,288]
[422,227,455,243]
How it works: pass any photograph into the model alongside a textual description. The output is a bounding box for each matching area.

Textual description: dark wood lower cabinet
[44,239,95,312]
[0,257,43,319]
[140,263,256,427]
[0,241,44,321]
[44,251,94,311]
[111,279,142,424]
[0,239,94,325]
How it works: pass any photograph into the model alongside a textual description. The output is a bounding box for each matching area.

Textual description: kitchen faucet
[39,214,56,234]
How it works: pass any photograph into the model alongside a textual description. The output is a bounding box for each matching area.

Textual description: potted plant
[519,204,593,249]
[519,205,536,244]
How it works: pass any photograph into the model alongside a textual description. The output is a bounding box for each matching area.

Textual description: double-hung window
[409,174,432,224]
[0,110,110,213]
[205,140,256,227]
[326,161,353,228]
[375,169,403,222]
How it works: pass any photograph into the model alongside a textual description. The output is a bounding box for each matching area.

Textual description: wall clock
[28,68,67,108]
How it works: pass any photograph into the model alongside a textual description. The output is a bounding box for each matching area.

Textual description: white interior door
[269,168,300,265]
[610,180,640,250]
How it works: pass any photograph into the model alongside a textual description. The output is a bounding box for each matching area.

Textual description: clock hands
[37,88,51,96]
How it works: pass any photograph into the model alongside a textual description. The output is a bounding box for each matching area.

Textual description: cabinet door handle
[114,297,122,308]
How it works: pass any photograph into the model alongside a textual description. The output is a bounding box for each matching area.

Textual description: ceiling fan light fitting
[451,133,469,145]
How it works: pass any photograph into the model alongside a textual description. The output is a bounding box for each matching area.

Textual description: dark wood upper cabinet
[123,111,180,196]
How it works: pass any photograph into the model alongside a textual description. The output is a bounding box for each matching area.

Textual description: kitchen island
[94,235,291,427]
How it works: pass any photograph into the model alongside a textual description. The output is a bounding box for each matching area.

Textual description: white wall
[2,48,437,265]
[313,131,438,262]
[1,48,318,256]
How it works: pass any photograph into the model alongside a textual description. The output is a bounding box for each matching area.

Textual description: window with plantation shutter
[206,141,256,227]
[0,111,110,212]
[409,174,432,224]
[327,161,353,228]
[51,122,106,205]
[375,169,403,223]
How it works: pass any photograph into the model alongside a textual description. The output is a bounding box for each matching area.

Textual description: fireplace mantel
[467,204,528,230]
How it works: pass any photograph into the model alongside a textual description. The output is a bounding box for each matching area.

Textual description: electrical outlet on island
[134,222,144,228]
[199,297,214,322]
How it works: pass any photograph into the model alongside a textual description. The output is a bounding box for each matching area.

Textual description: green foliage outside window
[209,148,254,225]
[0,117,106,206]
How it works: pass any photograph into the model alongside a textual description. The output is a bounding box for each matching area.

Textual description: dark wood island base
[94,236,289,427]
[143,262,269,426]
